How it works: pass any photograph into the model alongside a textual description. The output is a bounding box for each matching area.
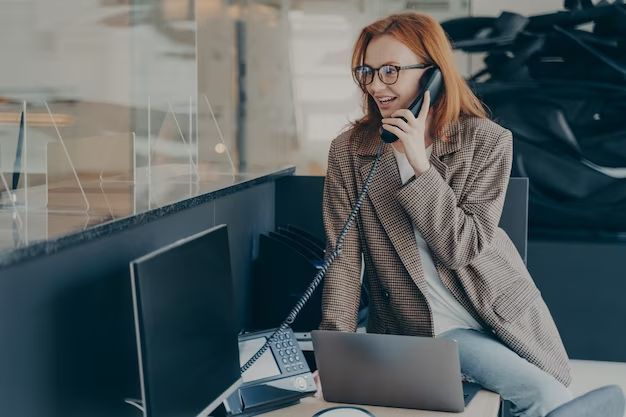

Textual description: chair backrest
[499,177,529,264]
[546,385,625,417]
[276,176,529,264]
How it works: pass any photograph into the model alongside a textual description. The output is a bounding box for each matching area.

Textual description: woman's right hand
[312,370,323,399]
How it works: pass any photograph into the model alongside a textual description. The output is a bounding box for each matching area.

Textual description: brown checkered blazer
[319,116,572,387]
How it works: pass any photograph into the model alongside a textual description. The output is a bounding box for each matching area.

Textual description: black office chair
[546,385,625,417]
[499,177,529,264]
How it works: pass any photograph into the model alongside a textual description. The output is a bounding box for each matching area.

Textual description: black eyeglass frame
[352,63,433,87]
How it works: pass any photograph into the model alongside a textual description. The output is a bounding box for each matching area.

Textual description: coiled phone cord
[240,142,385,374]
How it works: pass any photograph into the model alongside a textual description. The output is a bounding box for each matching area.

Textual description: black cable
[240,142,385,374]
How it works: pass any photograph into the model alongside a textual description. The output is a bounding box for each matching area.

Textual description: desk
[260,390,500,417]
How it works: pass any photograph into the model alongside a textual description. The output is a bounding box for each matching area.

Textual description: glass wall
[236,0,471,174]
[0,0,471,251]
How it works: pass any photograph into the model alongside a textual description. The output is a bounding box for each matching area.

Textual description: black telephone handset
[381,66,444,143]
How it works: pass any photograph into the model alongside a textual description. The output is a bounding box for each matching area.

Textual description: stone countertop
[0,167,295,268]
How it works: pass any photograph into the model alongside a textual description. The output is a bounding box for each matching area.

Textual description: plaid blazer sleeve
[318,137,363,332]
[396,127,513,270]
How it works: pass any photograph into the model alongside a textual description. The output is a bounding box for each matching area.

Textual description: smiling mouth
[378,97,397,105]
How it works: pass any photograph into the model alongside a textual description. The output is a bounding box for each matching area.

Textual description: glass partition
[0,0,471,253]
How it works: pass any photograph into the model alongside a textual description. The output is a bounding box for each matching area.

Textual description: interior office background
[0,0,563,181]
[0,0,574,242]
[1,0,625,415]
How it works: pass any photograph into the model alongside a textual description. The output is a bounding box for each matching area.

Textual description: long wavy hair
[351,12,487,139]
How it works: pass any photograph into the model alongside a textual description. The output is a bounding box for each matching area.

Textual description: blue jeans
[438,328,573,417]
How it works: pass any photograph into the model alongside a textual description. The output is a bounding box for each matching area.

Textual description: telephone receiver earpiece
[381,66,444,144]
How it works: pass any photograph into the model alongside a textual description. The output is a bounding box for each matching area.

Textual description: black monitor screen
[130,225,242,417]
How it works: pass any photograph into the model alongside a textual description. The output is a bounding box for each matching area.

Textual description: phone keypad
[273,331,306,374]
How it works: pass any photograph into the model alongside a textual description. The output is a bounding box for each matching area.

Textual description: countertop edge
[0,167,295,269]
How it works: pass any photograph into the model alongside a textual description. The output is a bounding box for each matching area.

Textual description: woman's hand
[312,370,323,399]
[382,90,432,176]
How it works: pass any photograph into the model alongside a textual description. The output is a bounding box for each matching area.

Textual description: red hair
[351,12,487,139]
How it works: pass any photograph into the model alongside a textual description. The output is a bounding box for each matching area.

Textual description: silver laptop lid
[311,330,465,412]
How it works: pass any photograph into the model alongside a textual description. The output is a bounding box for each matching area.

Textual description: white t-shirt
[392,145,483,336]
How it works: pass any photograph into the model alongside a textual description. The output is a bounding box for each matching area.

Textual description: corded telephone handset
[381,66,444,143]
[226,66,443,416]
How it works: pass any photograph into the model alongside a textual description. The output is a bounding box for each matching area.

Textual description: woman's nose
[368,75,387,94]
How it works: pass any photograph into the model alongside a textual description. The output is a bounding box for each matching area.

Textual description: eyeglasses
[352,63,432,87]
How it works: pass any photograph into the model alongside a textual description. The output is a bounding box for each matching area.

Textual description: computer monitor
[130,224,242,417]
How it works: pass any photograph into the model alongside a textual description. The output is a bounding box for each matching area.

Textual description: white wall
[471,0,563,16]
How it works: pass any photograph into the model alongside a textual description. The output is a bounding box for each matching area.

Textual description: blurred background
[0,0,567,180]
[1,0,582,247]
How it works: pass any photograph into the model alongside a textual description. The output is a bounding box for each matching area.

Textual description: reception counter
[0,167,297,417]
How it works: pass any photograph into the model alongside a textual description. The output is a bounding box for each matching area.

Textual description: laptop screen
[130,225,242,417]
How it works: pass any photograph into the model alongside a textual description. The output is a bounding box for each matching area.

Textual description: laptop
[311,330,481,413]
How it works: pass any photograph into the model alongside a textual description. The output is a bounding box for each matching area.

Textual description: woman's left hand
[382,90,431,175]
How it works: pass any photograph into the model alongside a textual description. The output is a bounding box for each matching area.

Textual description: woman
[318,12,573,417]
